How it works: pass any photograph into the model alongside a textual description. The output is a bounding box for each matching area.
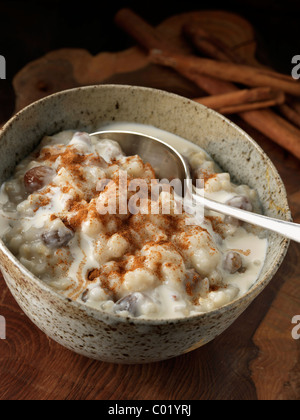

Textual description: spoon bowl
[92,130,190,183]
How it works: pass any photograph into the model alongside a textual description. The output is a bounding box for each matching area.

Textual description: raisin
[226,195,253,212]
[24,166,55,194]
[223,251,243,274]
[42,228,74,249]
[81,289,89,303]
[114,292,146,317]
[224,215,241,227]
[185,269,202,296]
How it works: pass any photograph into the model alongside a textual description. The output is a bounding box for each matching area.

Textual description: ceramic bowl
[0,85,291,364]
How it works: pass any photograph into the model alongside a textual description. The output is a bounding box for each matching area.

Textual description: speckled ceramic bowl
[0,85,291,364]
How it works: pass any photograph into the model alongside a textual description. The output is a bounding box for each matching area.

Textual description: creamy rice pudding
[0,124,268,319]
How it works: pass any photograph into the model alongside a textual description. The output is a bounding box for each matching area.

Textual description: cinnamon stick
[183,20,300,156]
[217,100,283,115]
[115,8,179,53]
[222,100,282,114]
[150,49,300,97]
[278,104,300,129]
[151,50,300,159]
[115,8,300,160]
[185,23,300,114]
[288,98,300,115]
[240,109,300,157]
[195,87,285,113]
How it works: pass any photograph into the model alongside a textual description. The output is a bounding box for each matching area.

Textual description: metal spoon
[90,130,299,243]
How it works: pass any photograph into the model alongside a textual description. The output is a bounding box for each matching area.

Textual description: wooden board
[0,10,299,401]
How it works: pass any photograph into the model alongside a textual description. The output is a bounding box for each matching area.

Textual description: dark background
[0,0,300,121]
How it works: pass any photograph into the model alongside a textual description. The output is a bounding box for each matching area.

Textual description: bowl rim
[0,84,291,325]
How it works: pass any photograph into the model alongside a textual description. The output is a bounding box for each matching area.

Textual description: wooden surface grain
[0,241,299,400]
[0,10,299,400]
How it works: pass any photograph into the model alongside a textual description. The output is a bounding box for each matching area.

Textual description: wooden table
[0,10,299,401]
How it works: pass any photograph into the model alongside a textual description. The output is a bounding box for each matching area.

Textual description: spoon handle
[193,194,298,243]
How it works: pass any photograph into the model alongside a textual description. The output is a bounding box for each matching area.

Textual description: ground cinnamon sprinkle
[60,195,91,231]
[61,185,72,194]
[88,255,147,284]
[62,207,89,231]
[185,271,201,297]
[39,146,88,184]
[197,170,217,184]
[35,140,220,305]
[33,195,51,212]
[130,255,146,271]
[185,281,193,297]
[30,184,53,212]
[231,248,251,256]
[206,215,225,238]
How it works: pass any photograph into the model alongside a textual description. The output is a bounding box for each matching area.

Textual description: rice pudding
[0,124,268,319]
